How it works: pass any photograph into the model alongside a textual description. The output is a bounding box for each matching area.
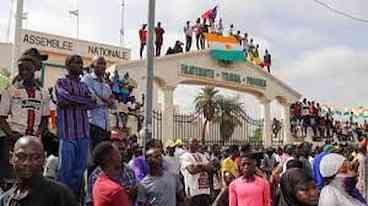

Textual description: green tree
[215,95,243,145]
[194,86,219,144]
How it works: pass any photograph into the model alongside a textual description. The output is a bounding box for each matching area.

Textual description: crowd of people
[138,17,272,73]
[0,47,367,206]
[290,98,368,142]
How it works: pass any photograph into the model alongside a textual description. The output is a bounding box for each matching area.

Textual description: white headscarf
[319,153,346,178]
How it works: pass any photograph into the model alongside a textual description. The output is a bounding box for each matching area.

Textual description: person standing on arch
[139,24,147,59]
[264,50,272,73]
[155,22,165,56]
[184,21,193,52]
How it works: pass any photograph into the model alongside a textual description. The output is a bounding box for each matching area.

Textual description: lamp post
[69,9,79,39]
[143,0,155,154]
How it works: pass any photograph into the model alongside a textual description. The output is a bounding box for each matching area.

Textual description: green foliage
[193,87,244,145]
[214,95,243,144]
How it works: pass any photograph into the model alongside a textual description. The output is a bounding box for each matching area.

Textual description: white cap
[319,153,346,178]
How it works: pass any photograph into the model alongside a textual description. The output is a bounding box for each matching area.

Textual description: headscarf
[278,168,315,206]
[319,153,346,178]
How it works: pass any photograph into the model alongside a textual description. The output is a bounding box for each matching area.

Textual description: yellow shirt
[221,157,239,177]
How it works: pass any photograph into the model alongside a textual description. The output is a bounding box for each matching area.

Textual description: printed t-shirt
[0,84,49,135]
[180,152,210,197]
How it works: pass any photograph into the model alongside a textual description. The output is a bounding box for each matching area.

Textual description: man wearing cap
[163,140,181,176]
[174,139,186,158]
[319,153,367,206]
[14,48,48,87]
[0,55,49,180]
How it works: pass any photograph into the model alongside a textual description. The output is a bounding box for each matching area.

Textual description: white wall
[0,42,12,70]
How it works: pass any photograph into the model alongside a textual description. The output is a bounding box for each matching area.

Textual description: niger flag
[206,33,244,62]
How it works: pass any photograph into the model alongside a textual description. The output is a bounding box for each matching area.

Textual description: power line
[311,0,368,23]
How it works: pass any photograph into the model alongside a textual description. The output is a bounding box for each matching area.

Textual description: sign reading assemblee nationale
[20,29,130,61]
[180,64,267,88]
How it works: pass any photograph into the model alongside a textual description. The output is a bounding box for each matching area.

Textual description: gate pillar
[161,86,176,144]
[281,102,292,144]
[260,97,272,147]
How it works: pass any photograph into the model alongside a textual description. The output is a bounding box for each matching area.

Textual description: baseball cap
[23,48,48,61]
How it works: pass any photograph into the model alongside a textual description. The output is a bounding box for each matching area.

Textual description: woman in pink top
[229,153,271,206]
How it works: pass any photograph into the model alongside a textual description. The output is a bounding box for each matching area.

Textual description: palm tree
[194,86,219,144]
[215,95,243,145]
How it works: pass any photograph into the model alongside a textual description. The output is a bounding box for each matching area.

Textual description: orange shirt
[93,175,131,206]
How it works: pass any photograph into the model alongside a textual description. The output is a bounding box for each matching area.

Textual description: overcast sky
[1,0,368,114]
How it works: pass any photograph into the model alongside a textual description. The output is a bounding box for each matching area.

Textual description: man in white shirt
[180,138,213,206]
[184,21,193,52]
[0,55,49,138]
[0,55,49,184]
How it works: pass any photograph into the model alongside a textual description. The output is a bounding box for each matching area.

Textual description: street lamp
[69,9,79,39]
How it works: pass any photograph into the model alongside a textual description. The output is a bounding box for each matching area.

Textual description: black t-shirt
[0,176,78,206]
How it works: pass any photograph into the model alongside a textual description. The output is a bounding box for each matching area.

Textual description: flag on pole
[207,33,244,61]
[201,6,217,20]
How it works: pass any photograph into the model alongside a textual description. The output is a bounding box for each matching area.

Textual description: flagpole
[120,0,125,46]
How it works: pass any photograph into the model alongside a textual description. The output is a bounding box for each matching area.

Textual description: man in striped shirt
[55,55,97,197]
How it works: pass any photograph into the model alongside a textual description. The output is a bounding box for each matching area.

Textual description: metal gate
[172,108,264,146]
[152,110,163,141]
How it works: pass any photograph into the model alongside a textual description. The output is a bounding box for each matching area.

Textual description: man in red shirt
[92,142,131,206]
[139,24,147,59]
[155,22,165,56]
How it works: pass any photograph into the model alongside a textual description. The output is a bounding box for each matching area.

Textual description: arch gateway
[112,50,302,147]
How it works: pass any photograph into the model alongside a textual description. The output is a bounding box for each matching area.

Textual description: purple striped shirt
[55,75,97,139]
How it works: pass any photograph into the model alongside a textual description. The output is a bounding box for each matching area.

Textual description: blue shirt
[81,73,112,130]
[312,152,329,190]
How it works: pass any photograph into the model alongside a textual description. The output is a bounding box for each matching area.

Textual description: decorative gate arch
[112,50,302,146]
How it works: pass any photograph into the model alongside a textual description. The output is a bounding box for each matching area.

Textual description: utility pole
[10,0,24,76]
[143,0,155,154]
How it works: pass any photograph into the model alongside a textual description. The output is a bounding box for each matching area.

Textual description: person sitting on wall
[167,41,184,55]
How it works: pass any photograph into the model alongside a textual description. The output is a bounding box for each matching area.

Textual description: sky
[1,0,368,116]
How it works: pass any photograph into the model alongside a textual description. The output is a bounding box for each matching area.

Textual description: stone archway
[112,50,302,145]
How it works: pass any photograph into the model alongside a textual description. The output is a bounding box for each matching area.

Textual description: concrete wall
[0,42,12,70]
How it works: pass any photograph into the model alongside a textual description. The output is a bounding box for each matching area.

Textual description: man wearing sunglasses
[0,55,50,183]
